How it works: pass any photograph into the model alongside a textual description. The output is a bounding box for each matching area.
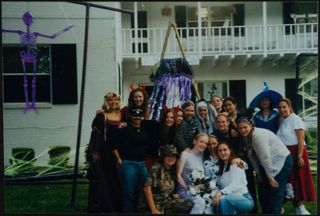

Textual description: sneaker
[299,208,311,215]
[281,207,285,215]
[295,207,304,215]
[295,206,311,215]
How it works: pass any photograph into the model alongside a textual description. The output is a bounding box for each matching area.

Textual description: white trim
[4,102,53,109]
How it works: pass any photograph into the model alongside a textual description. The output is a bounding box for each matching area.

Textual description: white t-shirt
[220,164,249,196]
[277,113,306,146]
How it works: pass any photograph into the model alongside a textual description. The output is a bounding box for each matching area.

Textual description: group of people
[86,86,316,214]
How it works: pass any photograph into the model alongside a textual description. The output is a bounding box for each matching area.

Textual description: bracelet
[297,154,302,158]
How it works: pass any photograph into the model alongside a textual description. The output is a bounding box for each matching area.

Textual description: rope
[160,21,186,60]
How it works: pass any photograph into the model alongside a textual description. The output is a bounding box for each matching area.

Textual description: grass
[4,176,317,214]
[282,175,317,215]
[5,183,88,213]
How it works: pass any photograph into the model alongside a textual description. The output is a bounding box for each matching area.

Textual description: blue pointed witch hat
[249,82,283,109]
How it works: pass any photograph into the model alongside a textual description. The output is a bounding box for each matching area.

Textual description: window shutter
[285,78,302,114]
[229,80,246,113]
[283,2,294,35]
[51,44,78,104]
[232,4,245,36]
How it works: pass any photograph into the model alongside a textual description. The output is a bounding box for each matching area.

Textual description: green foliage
[48,146,71,166]
[10,147,36,165]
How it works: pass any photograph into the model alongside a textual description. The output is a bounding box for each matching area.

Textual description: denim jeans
[218,192,254,215]
[259,154,293,214]
[119,160,147,213]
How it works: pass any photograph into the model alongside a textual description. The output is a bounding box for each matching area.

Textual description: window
[283,2,318,34]
[175,5,243,37]
[3,45,51,103]
[2,44,78,105]
[197,81,228,100]
[196,79,246,112]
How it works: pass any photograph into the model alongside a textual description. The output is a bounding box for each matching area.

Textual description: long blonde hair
[102,91,121,112]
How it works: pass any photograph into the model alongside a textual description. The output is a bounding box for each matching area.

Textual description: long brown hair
[203,135,218,160]
[128,87,149,118]
[158,109,177,145]
[217,141,237,175]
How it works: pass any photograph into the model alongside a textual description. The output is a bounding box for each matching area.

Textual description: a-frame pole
[70,3,90,207]
[67,1,133,208]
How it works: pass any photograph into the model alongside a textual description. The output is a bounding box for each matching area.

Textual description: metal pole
[70,3,90,207]
[69,1,133,14]
[0,1,5,215]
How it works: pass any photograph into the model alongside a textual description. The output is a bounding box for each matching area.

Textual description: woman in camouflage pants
[138,145,192,214]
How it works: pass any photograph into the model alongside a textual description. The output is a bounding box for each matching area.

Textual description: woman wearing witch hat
[249,82,282,134]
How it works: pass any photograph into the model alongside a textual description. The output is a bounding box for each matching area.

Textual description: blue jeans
[218,192,254,215]
[119,160,147,213]
[259,154,293,214]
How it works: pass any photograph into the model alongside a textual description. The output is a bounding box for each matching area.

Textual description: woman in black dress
[86,91,122,213]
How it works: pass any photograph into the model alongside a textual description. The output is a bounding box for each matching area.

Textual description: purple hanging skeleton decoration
[2,11,73,112]
[149,58,193,120]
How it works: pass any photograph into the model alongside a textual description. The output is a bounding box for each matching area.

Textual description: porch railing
[122,23,318,58]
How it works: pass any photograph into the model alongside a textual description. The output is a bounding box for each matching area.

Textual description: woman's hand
[184,148,192,153]
[151,208,160,214]
[269,177,279,188]
[297,157,305,168]
[118,122,127,128]
[212,192,223,206]
[116,158,122,166]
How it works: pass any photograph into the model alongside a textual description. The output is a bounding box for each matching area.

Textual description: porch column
[198,2,202,59]
[263,1,267,57]
[134,2,138,61]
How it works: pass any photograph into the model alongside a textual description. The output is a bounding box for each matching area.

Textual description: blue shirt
[253,110,279,134]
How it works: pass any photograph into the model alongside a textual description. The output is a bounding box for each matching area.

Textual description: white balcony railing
[122,23,318,58]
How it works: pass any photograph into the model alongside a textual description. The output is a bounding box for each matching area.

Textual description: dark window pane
[51,44,78,104]
[232,4,245,36]
[3,75,50,103]
[285,78,302,114]
[3,45,50,74]
[131,43,148,53]
[229,80,246,113]
[175,6,187,38]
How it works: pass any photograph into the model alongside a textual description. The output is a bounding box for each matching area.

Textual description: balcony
[121,23,318,65]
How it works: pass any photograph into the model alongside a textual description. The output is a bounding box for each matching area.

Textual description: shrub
[48,146,71,167]
[10,147,36,166]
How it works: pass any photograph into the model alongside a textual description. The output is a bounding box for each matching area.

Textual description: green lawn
[5,183,88,213]
[4,176,317,214]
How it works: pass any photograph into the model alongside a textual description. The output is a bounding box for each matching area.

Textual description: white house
[2,2,124,166]
[2,1,318,167]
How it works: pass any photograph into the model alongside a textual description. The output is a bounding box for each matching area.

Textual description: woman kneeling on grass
[212,141,254,215]
[137,145,192,214]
